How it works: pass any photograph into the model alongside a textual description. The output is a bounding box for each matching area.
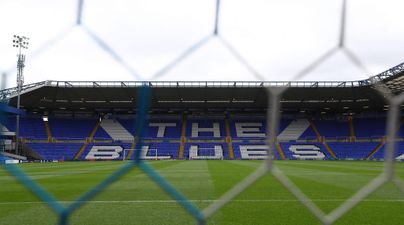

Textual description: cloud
[0,0,403,88]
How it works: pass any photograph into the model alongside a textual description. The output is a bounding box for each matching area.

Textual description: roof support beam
[65,82,73,87]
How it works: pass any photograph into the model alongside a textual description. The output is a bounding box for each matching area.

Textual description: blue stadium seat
[6,115,399,161]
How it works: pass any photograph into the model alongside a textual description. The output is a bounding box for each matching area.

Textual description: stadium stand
[1,115,396,161]
[369,142,404,160]
[4,117,48,139]
[27,143,83,161]
[312,119,350,139]
[49,118,98,139]
[327,142,379,160]
[1,64,404,162]
[354,117,386,138]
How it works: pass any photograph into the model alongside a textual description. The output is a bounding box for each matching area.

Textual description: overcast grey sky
[0,0,403,88]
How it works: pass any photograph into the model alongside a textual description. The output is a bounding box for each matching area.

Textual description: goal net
[122,148,170,160]
[188,146,223,160]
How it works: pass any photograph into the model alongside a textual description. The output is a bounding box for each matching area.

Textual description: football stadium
[1,1,404,225]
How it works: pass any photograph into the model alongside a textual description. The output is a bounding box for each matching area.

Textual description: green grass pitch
[1,160,404,225]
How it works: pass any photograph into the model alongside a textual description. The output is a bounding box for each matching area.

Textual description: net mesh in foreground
[1,0,404,224]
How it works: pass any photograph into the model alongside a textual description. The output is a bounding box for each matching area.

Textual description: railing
[0,81,48,101]
[368,62,404,83]
[0,61,403,101]
[1,63,404,101]
[47,80,370,88]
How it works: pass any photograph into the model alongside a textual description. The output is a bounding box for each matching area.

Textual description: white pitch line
[1,199,404,205]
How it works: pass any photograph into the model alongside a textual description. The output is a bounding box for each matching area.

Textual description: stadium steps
[277,119,310,141]
[348,117,356,141]
[44,120,52,142]
[88,121,101,142]
[323,143,338,159]
[365,117,404,160]
[21,143,43,160]
[100,119,133,141]
[74,121,101,160]
[125,142,136,160]
[74,144,88,160]
[224,116,235,159]
[178,116,187,159]
[227,141,235,160]
[178,143,186,160]
[309,120,322,141]
[276,143,286,160]
[366,142,385,159]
